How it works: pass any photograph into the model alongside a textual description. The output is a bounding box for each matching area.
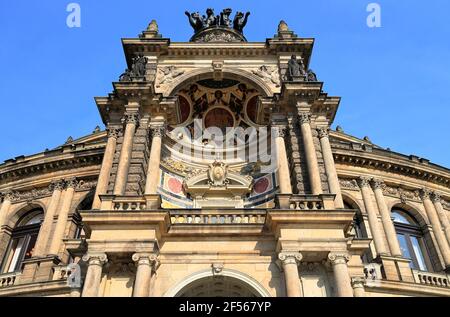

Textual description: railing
[113,199,147,211]
[277,194,336,210]
[413,270,450,288]
[170,210,267,225]
[0,272,21,288]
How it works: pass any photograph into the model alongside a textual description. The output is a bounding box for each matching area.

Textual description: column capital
[298,113,311,125]
[150,126,166,138]
[317,126,330,139]
[49,179,65,192]
[431,192,442,204]
[370,178,385,191]
[328,252,350,265]
[357,176,372,189]
[65,177,79,189]
[82,253,108,266]
[351,277,365,288]
[132,253,159,268]
[419,188,433,201]
[272,126,287,138]
[122,112,140,125]
[278,252,303,266]
[107,127,122,139]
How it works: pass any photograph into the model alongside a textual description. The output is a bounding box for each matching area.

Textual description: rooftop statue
[185,8,251,36]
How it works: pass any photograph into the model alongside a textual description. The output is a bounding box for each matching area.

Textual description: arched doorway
[165,269,271,297]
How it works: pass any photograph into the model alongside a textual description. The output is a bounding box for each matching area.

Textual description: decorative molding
[333,152,450,187]
[155,66,185,88]
[339,178,359,191]
[251,65,280,87]
[351,277,366,288]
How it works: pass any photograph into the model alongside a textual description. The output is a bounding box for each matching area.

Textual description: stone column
[144,126,165,195]
[0,191,14,259]
[358,177,388,256]
[273,126,293,194]
[328,252,353,297]
[92,127,121,209]
[432,192,450,245]
[299,113,322,195]
[81,253,108,297]
[132,253,158,297]
[317,127,344,208]
[420,189,450,268]
[371,179,402,257]
[49,178,78,256]
[351,277,366,297]
[278,252,303,297]
[33,180,65,257]
[114,112,140,196]
[0,191,13,228]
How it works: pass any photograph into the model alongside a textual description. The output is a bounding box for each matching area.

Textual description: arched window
[392,209,432,272]
[1,209,44,273]
[344,202,366,239]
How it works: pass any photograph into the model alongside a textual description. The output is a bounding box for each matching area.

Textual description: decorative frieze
[2,178,97,203]
[155,66,185,89]
[338,178,359,191]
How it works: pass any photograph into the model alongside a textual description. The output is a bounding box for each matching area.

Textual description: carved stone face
[213,166,224,181]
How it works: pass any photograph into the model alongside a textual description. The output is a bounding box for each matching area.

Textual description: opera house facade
[0,10,449,297]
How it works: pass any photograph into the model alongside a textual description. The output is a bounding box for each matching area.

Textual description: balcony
[412,270,450,288]
[276,194,336,210]
[170,210,267,225]
[0,272,21,288]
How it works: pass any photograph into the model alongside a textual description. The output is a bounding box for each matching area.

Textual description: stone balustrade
[0,272,20,288]
[170,210,266,225]
[277,194,336,210]
[412,270,450,288]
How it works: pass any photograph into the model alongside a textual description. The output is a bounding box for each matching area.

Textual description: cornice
[333,149,450,187]
[0,149,103,186]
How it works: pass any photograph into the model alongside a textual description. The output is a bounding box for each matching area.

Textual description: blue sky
[0,0,449,167]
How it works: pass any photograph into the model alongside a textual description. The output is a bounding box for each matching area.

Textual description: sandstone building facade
[0,12,449,297]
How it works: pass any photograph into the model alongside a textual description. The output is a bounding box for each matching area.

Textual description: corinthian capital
[317,127,329,139]
[278,252,303,266]
[132,253,159,268]
[370,178,385,191]
[357,176,372,189]
[65,177,79,189]
[351,277,366,288]
[82,253,108,266]
[122,113,140,125]
[419,188,432,201]
[298,113,311,125]
[107,127,122,139]
[328,252,350,265]
[151,126,166,138]
[431,192,442,204]
[272,126,287,138]
[49,180,65,192]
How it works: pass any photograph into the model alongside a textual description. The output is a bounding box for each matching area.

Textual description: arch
[341,192,365,214]
[388,201,428,227]
[164,268,271,297]
[164,68,274,98]
[6,202,46,229]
